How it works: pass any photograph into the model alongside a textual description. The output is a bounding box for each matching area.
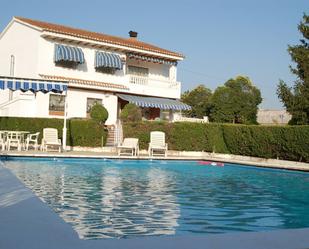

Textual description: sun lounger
[41,128,61,152]
[117,138,139,156]
[148,131,168,157]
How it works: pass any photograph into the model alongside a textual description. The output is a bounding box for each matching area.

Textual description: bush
[123,121,309,162]
[0,117,107,147]
[120,103,142,122]
[90,104,108,123]
[68,119,107,147]
[221,125,309,161]
[123,122,229,153]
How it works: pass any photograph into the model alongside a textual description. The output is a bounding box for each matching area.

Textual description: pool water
[3,158,309,239]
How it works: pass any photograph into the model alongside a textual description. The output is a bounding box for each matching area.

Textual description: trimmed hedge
[222,125,309,162]
[123,122,309,162]
[123,122,229,153]
[0,117,107,147]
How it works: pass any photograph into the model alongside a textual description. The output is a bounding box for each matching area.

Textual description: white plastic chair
[41,128,61,152]
[118,138,139,156]
[7,131,22,151]
[148,131,168,157]
[0,131,6,151]
[26,132,40,151]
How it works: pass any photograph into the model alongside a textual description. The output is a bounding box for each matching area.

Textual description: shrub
[0,117,107,147]
[123,121,309,162]
[90,104,109,123]
[123,122,229,153]
[120,103,142,122]
[68,119,107,147]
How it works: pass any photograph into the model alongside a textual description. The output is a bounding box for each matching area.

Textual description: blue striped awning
[95,51,122,70]
[127,53,178,66]
[0,78,68,93]
[54,44,85,64]
[118,94,191,111]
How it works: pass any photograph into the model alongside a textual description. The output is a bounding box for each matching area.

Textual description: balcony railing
[129,75,148,85]
[128,75,180,89]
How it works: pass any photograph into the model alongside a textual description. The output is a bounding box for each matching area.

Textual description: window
[95,67,116,75]
[55,60,78,69]
[87,98,102,113]
[128,66,149,76]
[49,94,65,115]
[10,55,15,76]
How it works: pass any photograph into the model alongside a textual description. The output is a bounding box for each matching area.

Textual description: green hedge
[123,122,309,162]
[123,122,229,153]
[0,117,107,147]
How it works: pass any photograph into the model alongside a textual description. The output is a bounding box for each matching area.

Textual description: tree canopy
[277,14,309,125]
[210,76,262,124]
[181,85,212,118]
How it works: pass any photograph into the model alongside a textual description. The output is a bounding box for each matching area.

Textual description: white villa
[0,17,190,126]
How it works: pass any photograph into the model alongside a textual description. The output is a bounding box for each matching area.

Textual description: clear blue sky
[0,0,308,108]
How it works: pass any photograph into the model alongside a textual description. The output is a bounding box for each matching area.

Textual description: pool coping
[1,150,309,172]
[1,161,309,249]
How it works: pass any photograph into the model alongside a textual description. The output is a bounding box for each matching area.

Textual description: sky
[0,0,308,108]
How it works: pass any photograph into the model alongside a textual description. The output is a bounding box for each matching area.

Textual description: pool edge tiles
[1,154,309,173]
[1,150,309,172]
[1,163,309,249]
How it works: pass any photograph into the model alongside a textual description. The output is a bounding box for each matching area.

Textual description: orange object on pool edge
[197,161,224,167]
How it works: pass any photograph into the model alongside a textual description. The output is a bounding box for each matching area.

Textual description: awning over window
[0,77,68,93]
[127,53,178,66]
[54,44,85,64]
[118,94,191,111]
[95,51,122,69]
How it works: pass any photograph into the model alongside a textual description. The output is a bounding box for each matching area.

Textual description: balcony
[126,75,181,98]
[128,75,179,88]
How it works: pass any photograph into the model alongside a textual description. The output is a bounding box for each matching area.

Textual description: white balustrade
[128,75,180,89]
[173,115,209,123]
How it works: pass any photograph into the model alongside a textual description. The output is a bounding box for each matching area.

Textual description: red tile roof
[16,17,183,59]
[39,74,129,90]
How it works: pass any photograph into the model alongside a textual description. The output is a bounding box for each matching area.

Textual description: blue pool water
[3,158,309,239]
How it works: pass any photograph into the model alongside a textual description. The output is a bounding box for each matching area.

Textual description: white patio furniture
[118,138,139,156]
[25,132,40,151]
[41,128,61,152]
[7,131,22,151]
[0,131,6,151]
[148,131,168,157]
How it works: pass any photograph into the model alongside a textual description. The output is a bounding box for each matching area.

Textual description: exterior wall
[126,59,170,79]
[0,90,36,117]
[37,38,127,83]
[67,88,118,125]
[37,37,181,99]
[0,88,117,125]
[0,19,183,124]
[0,21,40,78]
[0,90,65,118]
[257,109,292,125]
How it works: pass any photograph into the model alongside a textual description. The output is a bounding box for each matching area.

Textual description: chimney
[129,30,138,39]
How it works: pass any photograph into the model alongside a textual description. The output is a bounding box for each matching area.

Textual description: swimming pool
[2,158,309,240]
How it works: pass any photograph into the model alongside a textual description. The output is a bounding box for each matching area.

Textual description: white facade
[257,109,292,125]
[0,17,184,125]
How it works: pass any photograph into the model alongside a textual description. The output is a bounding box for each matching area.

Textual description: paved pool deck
[1,155,309,249]
[1,149,309,171]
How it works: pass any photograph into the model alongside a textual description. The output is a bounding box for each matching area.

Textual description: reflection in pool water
[3,159,309,239]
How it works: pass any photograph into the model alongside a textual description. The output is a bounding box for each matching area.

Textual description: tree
[120,103,142,122]
[90,103,109,123]
[277,14,309,125]
[181,85,212,118]
[210,76,262,124]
